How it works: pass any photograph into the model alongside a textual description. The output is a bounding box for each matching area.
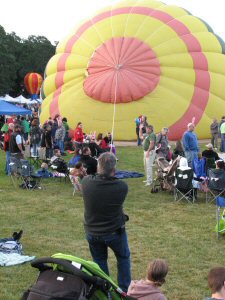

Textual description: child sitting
[127,259,169,300]
[70,162,87,192]
[36,162,53,178]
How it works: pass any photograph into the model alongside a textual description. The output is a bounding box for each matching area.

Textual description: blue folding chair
[216,196,225,238]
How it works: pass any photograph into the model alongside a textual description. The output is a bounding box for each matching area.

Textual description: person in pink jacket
[127,259,168,300]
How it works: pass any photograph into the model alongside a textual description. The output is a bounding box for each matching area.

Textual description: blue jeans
[56,140,64,154]
[86,229,131,292]
[185,150,198,167]
[32,143,40,157]
[221,134,225,152]
[5,151,10,175]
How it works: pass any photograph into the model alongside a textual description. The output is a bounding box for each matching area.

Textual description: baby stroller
[151,157,180,193]
[22,253,136,300]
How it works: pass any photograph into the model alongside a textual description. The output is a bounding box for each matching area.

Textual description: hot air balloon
[24,73,43,100]
[40,0,225,140]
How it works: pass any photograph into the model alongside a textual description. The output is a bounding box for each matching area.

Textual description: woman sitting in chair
[202,143,220,170]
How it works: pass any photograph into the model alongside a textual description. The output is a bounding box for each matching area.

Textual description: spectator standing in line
[127,259,169,300]
[156,128,170,160]
[55,121,66,155]
[3,123,14,175]
[182,123,199,167]
[140,115,148,135]
[21,117,30,142]
[51,114,60,145]
[30,119,42,157]
[139,124,156,186]
[220,116,225,152]
[9,125,25,160]
[135,115,142,146]
[205,267,225,300]
[82,152,131,292]
[210,118,219,150]
[62,117,69,141]
[74,122,84,148]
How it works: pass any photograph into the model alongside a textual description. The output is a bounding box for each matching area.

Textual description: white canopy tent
[2,94,40,105]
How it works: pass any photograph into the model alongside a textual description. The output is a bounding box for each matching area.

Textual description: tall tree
[0,25,56,97]
[0,26,19,96]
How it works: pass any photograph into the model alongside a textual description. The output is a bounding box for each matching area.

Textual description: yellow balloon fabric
[40,0,225,140]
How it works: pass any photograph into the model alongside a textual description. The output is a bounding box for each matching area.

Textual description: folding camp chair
[207,169,225,203]
[174,168,196,203]
[216,196,225,238]
[205,157,216,172]
[9,156,22,188]
[19,159,42,190]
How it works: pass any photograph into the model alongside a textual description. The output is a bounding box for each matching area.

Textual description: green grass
[0,147,224,299]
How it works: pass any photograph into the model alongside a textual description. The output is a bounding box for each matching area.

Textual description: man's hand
[146,151,150,158]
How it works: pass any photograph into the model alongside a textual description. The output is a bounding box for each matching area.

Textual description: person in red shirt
[74,122,84,144]
[3,123,14,175]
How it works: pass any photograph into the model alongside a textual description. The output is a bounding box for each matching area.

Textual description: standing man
[82,152,131,292]
[156,127,169,160]
[210,118,219,150]
[182,123,199,167]
[139,124,156,186]
[220,116,225,152]
[9,125,25,160]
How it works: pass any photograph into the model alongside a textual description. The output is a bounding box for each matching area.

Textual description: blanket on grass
[115,170,144,179]
[0,252,35,267]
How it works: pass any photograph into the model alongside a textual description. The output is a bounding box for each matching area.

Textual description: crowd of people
[1,112,225,299]
[0,113,116,179]
[136,115,225,189]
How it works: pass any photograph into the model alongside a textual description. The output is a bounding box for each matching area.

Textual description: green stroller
[22,253,136,300]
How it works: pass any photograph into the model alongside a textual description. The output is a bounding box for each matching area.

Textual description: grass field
[0,146,224,300]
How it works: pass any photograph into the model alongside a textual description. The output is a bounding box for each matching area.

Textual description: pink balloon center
[84,37,161,103]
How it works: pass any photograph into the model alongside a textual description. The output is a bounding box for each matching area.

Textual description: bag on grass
[215,209,225,235]
[22,258,89,300]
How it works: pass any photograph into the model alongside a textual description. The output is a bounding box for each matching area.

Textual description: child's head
[147,259,169,287]
[216,160,225,170]
[207,267,225,294]
[54,149,61,157]
[75,162,83,170]
[41,162,48,170]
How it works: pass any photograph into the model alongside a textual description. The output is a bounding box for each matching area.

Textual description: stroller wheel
[151,187,158,193]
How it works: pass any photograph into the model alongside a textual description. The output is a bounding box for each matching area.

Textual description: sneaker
[142,180,147,183]
[144,182,152,186]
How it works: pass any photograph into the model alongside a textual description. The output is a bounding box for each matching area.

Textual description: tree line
[0,25,56,97]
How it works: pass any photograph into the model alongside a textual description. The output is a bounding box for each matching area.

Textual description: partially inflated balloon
[40,0,225,140]
[24,73,43,100]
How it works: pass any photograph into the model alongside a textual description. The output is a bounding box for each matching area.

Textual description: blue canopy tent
[0,100,32,115]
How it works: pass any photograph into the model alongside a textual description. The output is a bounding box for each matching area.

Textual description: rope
[110,70,119,152]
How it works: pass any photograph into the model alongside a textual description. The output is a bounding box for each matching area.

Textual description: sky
[1,0,225,44]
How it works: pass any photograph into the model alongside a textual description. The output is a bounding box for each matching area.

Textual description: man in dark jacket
[82,152,131,292]
[210,118,219,150]
[9,125,25,159]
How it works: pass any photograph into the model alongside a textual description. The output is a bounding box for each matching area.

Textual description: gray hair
[97,152,116,176]
[146,125,154,131]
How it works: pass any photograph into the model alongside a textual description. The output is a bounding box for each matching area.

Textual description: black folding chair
[174,168,196,203]
[207,169,225,203]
